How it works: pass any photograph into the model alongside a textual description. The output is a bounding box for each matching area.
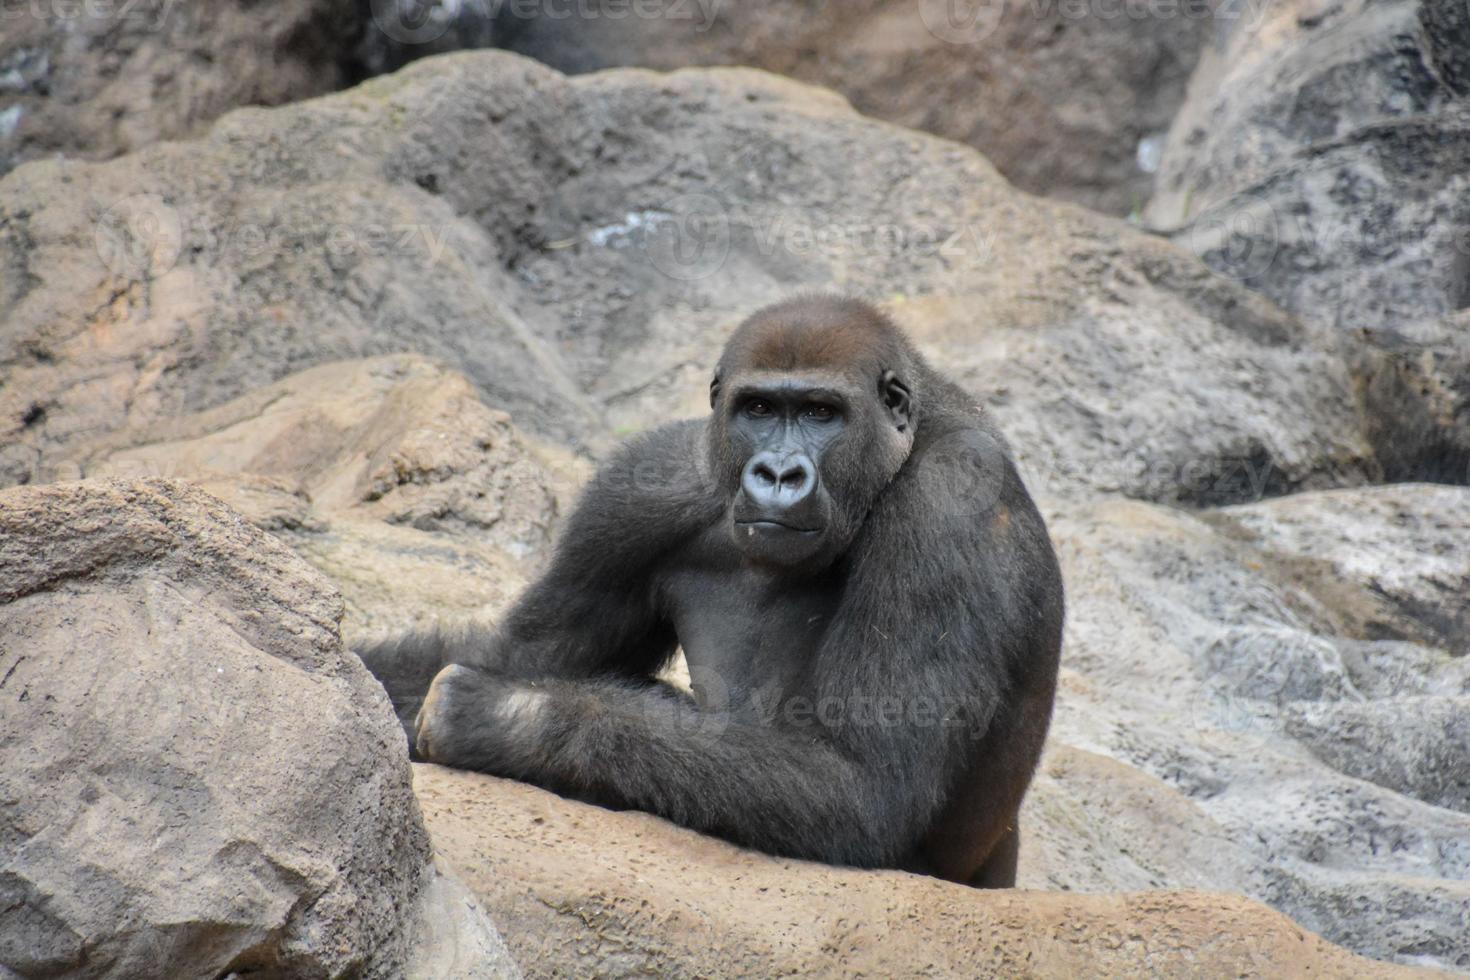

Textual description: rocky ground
[2,0,1468,976]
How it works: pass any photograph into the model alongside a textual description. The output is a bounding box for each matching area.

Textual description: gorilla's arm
[413,661,962,868]
[357,421,717,741]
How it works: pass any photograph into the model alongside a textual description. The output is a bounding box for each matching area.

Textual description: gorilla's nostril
[754,465,778,487]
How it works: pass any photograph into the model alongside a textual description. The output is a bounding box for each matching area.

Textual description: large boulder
[414,764,1415,978]
[489,0,1217,215]
[0,50,1379,505]
[1145,0,1470,331]
[0,478,516,978]
[1048,483,1470,968]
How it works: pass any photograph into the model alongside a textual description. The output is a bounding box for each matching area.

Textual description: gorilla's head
[709,296,918,570]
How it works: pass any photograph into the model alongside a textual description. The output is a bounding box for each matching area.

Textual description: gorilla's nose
[742,451,817,512]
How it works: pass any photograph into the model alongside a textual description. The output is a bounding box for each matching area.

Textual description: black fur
[357,296,1064,886]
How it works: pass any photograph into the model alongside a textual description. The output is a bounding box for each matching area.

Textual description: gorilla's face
[714,368,913,570]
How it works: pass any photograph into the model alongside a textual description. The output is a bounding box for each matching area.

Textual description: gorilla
[359,295,1063,887]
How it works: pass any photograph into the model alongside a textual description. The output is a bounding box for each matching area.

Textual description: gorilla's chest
[659,535,839,707]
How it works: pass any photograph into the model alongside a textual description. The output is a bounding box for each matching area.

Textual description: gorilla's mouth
[735,519,823,535]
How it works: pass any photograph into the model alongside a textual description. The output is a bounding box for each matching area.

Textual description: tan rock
[414,764,1417,978]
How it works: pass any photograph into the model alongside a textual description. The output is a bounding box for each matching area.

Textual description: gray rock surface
[1352,311,1470,486]
[1283,697,1470,813]
[1146,0,1470,330]
[0,478,514,978]
[1047,483,1470,969]
[0,0,1214,215]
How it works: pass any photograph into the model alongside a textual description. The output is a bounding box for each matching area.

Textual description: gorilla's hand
[414,664,549,770]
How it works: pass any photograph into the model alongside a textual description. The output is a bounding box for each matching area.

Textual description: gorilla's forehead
[725,316,899,377]
[719,296,912,387]
[727,369,854,397]
[737,323,881,372]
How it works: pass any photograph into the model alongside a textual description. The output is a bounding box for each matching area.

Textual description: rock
[491,0,1216,216]
[1018,742,1257,895]
[413,764,1413,978]
[0,0,1213,214]
[403,859,523,980]
[1049,483,1470,969]
[0,0,364,176]
[1283,697,1470,813]
[0,478,515,978]
[1209,483,1470,655]
[1350,311,1470,486]
[20,350,574,640]
[63,353,568,638]
[893,287,1367,506]
[76,354,557,551]
[289,515,530,644]
[0,50,1380,504]
[1145,0,1470,330]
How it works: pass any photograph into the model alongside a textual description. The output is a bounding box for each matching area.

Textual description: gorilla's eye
[744,399,774,418]
[803,404,837,421]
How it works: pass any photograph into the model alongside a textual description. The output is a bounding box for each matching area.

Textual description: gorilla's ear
[709,373,721,410]
[879,370,912,432]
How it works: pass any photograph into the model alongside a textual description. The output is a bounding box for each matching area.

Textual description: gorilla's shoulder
[584,418,716,519]
[615,417,707,455]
